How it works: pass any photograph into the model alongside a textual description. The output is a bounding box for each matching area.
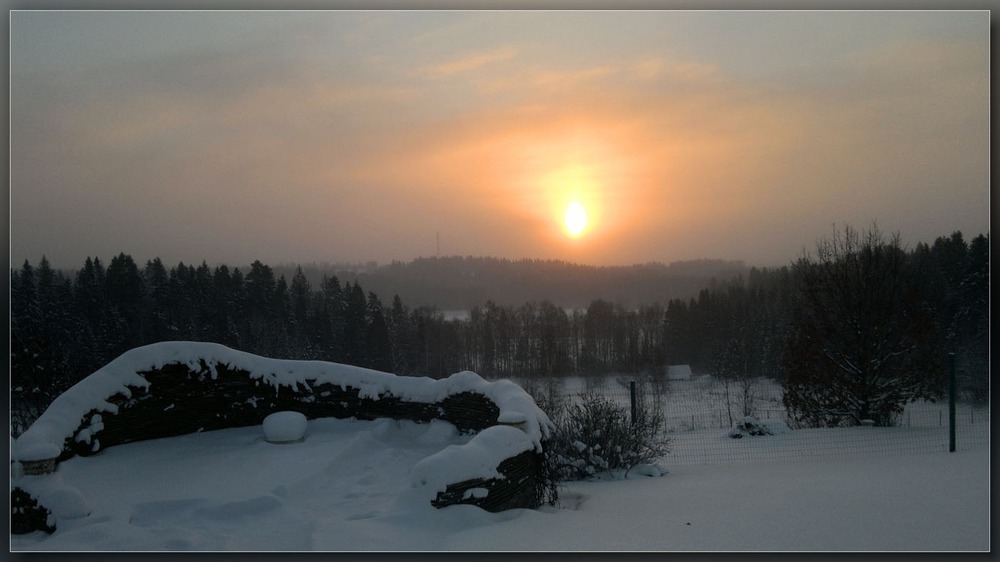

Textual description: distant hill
[273,256,749,310]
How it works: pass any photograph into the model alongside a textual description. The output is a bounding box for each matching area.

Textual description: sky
[9,10,990,269]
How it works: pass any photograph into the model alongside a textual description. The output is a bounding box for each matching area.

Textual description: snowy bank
[12,342,555,532]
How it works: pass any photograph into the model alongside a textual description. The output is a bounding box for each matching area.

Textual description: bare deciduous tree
[782,224,944,427]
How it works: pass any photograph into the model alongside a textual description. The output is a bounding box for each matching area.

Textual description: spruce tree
[289,266,313,358]
[340,282,368,367]
[105,253,145,349]
[142,258,171,343]
[365,292,393,372]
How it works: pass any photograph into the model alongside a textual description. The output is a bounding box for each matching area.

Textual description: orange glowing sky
[9,10,990,268]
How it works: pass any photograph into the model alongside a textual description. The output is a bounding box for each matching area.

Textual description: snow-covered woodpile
[10,487,55,535]
[11,342,553,534]
[55,362,503,459]
[429,449,545,512]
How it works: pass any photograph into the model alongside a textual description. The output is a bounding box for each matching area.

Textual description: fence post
[629,381,637,426]
[949,353,956,453]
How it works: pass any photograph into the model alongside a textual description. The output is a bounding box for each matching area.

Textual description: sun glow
[564,201,588,237]
[497,125,646,256]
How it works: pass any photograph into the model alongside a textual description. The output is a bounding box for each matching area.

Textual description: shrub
[543,391,670,481]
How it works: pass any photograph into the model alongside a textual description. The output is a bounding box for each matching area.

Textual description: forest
[9,230,989,434]
[271,255,750,310]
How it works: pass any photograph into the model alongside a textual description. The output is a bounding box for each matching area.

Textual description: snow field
[445,447,989,552]
[13,417,478,551]
[10,413,990,551]
[528,374,989,463]
[9,343,989,551]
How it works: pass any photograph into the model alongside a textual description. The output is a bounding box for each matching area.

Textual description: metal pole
[630,381,637,426]
[949,353,956,453]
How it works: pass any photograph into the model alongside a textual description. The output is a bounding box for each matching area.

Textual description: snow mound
[263,412,308,444]
[12,472,91,521]
[12,442,62,462]
[410,425,535,494]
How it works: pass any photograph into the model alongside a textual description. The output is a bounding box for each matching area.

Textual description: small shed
[666,364,692,381]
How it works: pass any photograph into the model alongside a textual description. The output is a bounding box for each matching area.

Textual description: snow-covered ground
[522,374,989,463]
[9,347,990,552]
[11,414,989,552]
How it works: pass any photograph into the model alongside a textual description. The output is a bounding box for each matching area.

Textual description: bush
[543,392,670,481]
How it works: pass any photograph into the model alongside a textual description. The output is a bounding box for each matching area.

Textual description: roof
[666,365,692,380]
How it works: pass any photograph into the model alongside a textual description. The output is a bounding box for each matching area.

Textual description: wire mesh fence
[516,374,990,466]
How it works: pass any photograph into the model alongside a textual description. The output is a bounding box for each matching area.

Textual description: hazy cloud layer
[10,11,989,269]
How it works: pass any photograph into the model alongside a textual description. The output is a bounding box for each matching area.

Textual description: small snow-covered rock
[727,416,790,439]
[41,486,92,520]
[262,411,308,444]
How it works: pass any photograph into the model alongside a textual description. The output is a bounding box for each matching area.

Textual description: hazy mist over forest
[271,256,750,310]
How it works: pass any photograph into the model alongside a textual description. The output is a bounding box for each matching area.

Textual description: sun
[564,201,588,237]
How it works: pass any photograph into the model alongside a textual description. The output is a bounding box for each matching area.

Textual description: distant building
[666,364,692,381]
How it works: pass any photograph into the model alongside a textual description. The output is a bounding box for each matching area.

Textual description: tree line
[272,256,749,310]
[10,228,988,433]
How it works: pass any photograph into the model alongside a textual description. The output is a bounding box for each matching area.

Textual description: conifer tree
[318,275,344,362]
[142,258,171,342]
[387,294,412,375]
[288,266,313,358]
[365,292,393,372]
[244,260,278,354]
[340,282,368,366]
[105,253,145,349]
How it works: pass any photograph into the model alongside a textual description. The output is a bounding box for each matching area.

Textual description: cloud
[532,65,617,90]
[417,45,517,78]
[630,57,719,82]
